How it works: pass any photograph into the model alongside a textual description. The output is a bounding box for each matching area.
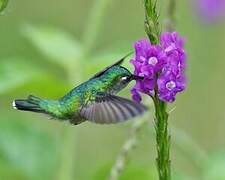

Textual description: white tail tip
[12,101,17,109]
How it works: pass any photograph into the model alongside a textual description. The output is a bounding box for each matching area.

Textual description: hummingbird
[12,54,147,125]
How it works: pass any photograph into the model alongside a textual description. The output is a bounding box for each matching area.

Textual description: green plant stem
[143,0,171,179]
[144,0,160,44]
[108,116,149,180]
[153,96,171,180]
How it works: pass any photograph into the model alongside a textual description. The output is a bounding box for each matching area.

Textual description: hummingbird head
[104,66,143,94]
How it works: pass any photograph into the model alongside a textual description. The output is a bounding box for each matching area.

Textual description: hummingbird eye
[121,76,128,81]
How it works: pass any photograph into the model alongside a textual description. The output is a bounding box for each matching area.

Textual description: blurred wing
[80,94,147,124]
[89,52,132,80]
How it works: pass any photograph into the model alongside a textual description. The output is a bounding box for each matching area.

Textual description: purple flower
[160,32,186,77]
[130,39,167,97]
[130,32,187,103]
[131,78,155,95]
[131,87,142,103]
[157,73,186,103]
[160,32,185,52]
[132,39,167,75]
[134,38,152,62]
[197,0,225,22]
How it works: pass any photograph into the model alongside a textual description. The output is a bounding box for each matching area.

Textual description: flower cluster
[130,32,186,103]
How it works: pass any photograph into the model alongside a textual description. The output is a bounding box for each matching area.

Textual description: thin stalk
[147,111,208,173]
[108,110,151,180]
[164,0,207,169]
[153,95,171,180]
[144,0,160,44]
[143,0,171,179]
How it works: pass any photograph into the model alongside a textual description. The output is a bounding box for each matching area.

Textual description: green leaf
[0,0,8,13]
[22,24,83,68]
[0,58,43,94]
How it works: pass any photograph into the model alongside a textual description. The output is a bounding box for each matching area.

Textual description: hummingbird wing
[80,93,147,124]
[89,52,132,80]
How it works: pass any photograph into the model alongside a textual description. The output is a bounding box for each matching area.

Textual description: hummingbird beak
[131,75,144,80]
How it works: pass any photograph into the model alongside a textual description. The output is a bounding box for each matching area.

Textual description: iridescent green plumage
[13,56,147,125]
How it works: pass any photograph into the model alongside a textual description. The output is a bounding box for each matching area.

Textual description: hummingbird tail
[12,95,44,113]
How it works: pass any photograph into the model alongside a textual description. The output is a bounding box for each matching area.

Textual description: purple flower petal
[131,88,142,103]
[157,73,186,103]
[134,39,151,62]
[160,32,185,51]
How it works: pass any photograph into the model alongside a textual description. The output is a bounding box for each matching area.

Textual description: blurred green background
[0,0,225,179]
